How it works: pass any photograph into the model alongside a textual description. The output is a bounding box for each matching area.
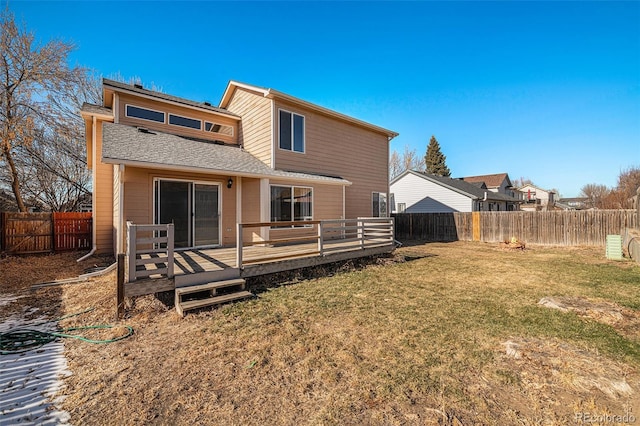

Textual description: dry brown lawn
[1,242,639,424]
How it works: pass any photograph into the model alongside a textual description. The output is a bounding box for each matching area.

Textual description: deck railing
[126,222,174,282]
[236,217,394,268]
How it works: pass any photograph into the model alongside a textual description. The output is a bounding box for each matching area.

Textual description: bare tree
[389,145,426,180]
[512,177,534,188]
[0,10,84,211]
[580,183,610,209]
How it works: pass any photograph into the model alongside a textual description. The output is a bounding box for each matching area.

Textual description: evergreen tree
[424,136,451,177]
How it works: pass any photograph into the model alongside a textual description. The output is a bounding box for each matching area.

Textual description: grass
[4,242,639,424]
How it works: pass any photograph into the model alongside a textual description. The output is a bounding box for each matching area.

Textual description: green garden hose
[0,309,134,355]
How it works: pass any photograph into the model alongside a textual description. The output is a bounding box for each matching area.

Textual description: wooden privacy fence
[1,212,92,254]
[393,210,638,246]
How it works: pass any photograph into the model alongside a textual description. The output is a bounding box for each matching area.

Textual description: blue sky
[9,1,640,197]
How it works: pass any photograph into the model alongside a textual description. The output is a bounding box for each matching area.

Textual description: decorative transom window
[125,104,165,123]
[205,121,234,136]
[169,113,202,130]
[279,110,305,153]
[271,185,313,226]
[372,192,387,217]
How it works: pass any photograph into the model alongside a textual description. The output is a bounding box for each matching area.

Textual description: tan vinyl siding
[121,167,238,246]
[273,99,389,219]
[117,93,238,145]
[240,178,263,242]
[224,88,272,165]
[94,121,114,254]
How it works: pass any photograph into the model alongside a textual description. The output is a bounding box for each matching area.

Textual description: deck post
[126,221,136,282]
[116,253,125,321]
[359,219,365,249]
[318,221,324,256]
[166,223,174,278]
[236,223,243,268]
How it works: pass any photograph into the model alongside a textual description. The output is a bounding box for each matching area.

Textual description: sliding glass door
[154,179,220,248]
[194,184,219,247]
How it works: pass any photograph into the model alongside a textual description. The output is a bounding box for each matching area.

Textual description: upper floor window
[205,121,234,136]
[279,110,304,153]
[169,113,201,130]
[126,104,165,123]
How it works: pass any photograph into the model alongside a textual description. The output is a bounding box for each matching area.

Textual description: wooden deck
[123,218,395,300]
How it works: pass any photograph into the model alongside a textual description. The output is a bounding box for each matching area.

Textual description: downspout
[477,192,488,211]
[77,115,98,262]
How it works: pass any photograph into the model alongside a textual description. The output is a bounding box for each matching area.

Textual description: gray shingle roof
[103,79,239,118]
[81,103,113,116]
[401,171,520,202]
[101,123,350,184]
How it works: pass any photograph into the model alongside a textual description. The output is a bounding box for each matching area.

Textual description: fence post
[166,223,174,278]
[236,223,243,269]
[318,221,324,256]
[126,221,136,282]
[472,212,481,242]
[116,253,125,321]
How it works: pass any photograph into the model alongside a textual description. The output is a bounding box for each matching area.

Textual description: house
[518,184,556,211]
[462,173,521,200]
[80,79,398,256]
[390,170,521,213]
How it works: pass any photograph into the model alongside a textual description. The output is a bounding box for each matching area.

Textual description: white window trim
[204,121,234,136]
[168,113,202,131]
[152,177,223,249]
[125,103,166,124]
[277,109,306,154]
[270,184,313,228]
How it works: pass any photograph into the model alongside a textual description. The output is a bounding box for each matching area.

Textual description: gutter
[78,115,98,262]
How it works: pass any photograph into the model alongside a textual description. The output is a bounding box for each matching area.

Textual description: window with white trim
[126,104,165,123]
[372,192,387,217]
[271,185,313,225]
[279,110,305,153]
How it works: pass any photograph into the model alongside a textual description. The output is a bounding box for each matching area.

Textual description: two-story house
[81,79,398,256]
[518,184,556,211]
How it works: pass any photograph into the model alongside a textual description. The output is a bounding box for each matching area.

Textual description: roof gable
[462,173,511,188]
[220,80,398,138]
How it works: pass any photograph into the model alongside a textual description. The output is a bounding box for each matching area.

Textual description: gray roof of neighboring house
[81,103,113,116]
[102,79,240,118]
[101,123,350,185]
[392,171,521,202]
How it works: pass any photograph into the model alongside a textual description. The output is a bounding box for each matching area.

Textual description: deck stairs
[174,276,253,317]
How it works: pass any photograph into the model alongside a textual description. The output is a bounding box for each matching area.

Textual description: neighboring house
[81,79,398,255]
[462,173,521,199]
[557,197,590,210]
[518,184,556,211]
[390,170,521,213]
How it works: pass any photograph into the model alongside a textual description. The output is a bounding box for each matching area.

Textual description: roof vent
[137,127,154,134]
[134,83,143,89]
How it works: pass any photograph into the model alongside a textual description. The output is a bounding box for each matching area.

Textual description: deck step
[175,278,245,296]
[176,291,253,317]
